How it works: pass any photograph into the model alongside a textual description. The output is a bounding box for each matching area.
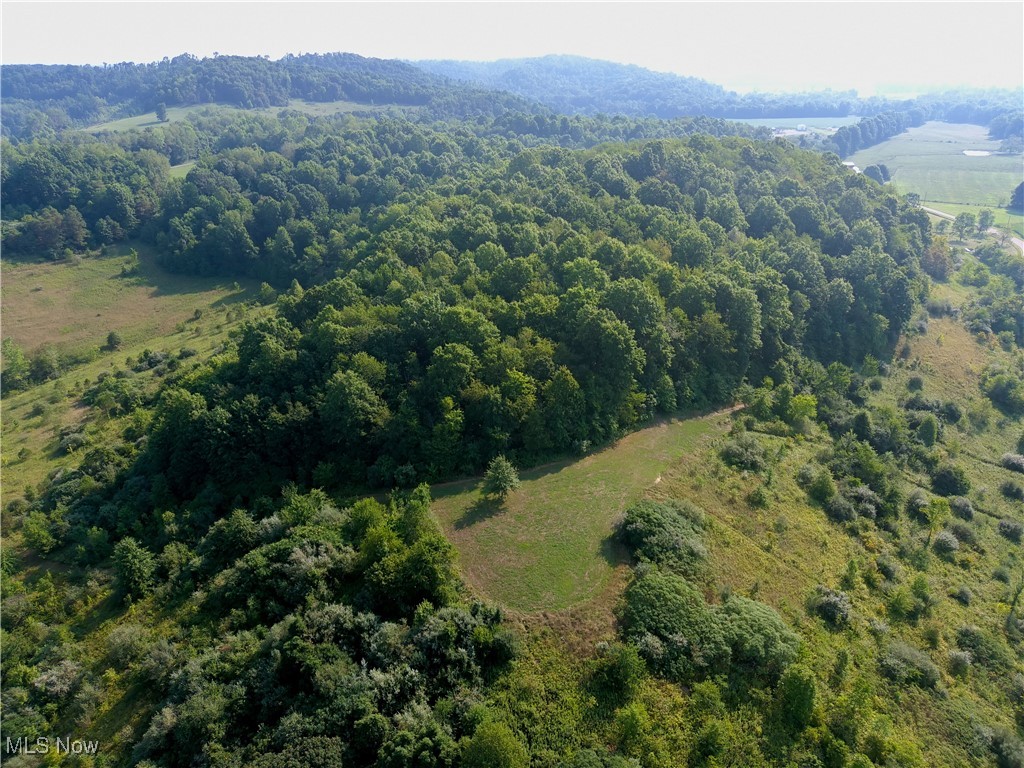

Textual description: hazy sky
[3,2,1022,96]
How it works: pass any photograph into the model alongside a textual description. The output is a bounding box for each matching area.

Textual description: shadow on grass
[454,495,504,530]
[108,243,256,302]
[598,533,631,569]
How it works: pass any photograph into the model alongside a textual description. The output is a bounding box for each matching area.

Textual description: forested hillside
[2,54,1023,768]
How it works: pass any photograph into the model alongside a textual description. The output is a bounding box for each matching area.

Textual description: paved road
[920,205,1024,255]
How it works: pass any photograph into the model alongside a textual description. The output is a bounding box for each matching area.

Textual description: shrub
[113,537,156,600]
[1001,481,1024,501]
[908,376,924,391]
[622,568,730,682]
[847,485,881,520]
[720,595,801,682]
[906,490,930,522]
[825,495,857,523]
[956,625,1014,669]
[876,555,899,581]
[947,521,977,546]
[483,455,520,500]
[462,721,529,768]
[947,650,972,678]
[951,586,973,605]
[932,530,960,557]
[1002,453,1024,474]
[807,469,837,504]
[809,586,851,628]
[998,519,1023,543]
[879,641,940,689]
[776,664,816,732]
[931,463,971,496]
[950,496,974,521]
[618,499,706,577]
[720,433,767,472]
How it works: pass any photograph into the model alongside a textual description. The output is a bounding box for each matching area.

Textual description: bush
[906,490,930,522]
[825,495,857,523]
[879,641,940,689]
[483,455,520,500]
[947,650,972,678]
[947,521,977,546]
[956,625,1014,669]
[622,568,730,682]
[998,519,1023,543]
[933,530,960,557]
[950,496,974,521]
[931,463,971,496]
[720,595,800,682]
[776,664,816,732]
[462,721,529,768]
[720,433,767,472]
[807,469,837,504]
[618,500,707,576]
[1001,481,1024,501]
[809,586,851,628]
[908,376,924,391]
[1002,453,1024,474]
[951,586,973,605]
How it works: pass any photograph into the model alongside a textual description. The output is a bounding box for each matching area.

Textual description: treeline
[0,52,536,141]
[828,111,922,158]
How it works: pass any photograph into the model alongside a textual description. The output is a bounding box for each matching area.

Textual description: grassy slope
[849,122,1024,209]
[432,411,731,615]
[1,245,261,492]
[80,99,408,133]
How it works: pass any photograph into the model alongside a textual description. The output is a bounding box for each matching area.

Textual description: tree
[1010,182,1024,213]
[106,331,123,351]
[113,537,156,600]
[953,212,976,240]
[462,721,528,768]
[483,454,520,500]
[977,208,995,232]
[155,102,168,122]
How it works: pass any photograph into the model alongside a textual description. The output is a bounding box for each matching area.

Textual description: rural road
[921,205,1024,255]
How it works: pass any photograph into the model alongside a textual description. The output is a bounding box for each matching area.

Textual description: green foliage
[720,595,800,682]
[113,536,156,599]
[930,462,971,496]
[721,433,767,472]
[462,721,529,768]
[776,664,817,732]
[622,568,730,683]
[483,455,521,500]
[618,499,707,576]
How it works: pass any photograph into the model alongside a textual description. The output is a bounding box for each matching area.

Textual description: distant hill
[414,54,861,119]
[0,52,541,139]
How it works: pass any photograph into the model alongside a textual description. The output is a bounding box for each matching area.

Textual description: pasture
[431,411,730,614]
[849,121,1023,208]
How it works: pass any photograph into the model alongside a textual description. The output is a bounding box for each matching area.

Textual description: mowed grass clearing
[2,243,255,355]
[81,99,411,133]
[431,410,731,614]
[849,121,1023,207]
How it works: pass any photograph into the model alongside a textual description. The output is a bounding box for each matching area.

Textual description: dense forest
[2,51,1024,768]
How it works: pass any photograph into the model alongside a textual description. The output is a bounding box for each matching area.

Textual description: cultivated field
[849,121,1023,209]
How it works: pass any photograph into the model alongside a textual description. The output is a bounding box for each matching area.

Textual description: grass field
[1,244,255,355]
[431,411,731,614]
[1,245,265,492]
[849,122,1023,208]
[81,99,408,133]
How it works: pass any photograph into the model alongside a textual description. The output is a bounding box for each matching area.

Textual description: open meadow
[849,121,1023,210]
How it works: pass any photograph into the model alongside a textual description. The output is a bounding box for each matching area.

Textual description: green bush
[721,595,800,682]
[720,433,767,472]
[618,499,706,576]
[621,568,730,682]
[879,641,940,689]
[462,721,529,768]
[930,462,971,496]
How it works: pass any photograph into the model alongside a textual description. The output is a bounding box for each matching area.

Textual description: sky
[2,1,1022,96]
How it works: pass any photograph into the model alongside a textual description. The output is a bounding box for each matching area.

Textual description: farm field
[923,200,1024,238]
[849,121,1023,208]
[431,410,731,614]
